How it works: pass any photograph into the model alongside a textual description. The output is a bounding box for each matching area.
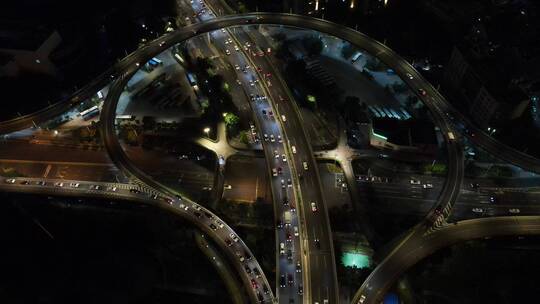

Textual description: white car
[472,208,484,213]
[282,154,287,162]
[234,45,240,51]
[272,168,278,176]
[410,179,421,185]
[303,162,308,170]
[423,183,433,189]
[277,135,282,143]
[225,49,231,55]
[406,73,414,79]
[509,208,520,214]
[54,182,63,187]
[5,178,16,184]
[359,295,367,303]
[281,115,286,122]
[69,182,80,188]
[270,134,275,142]
[274,150,280,158]
[291,146,297,154]
[311,202,318,212]
[280,242,285,255]
[234,64,240,70]
[294,226,299,236]
[230,233,239,242]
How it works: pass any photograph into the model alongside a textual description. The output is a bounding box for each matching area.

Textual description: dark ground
[0,0,177,121]
[0,192,234,304]
[404,236,540,304]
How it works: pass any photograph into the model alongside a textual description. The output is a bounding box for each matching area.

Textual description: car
[286,230,292,242]
[281,115,287,122]
[303,162,308,170]
[311,201,318,212]
[280,275,286,287]
[272,168,278,176]
[287,178,292,187]
[287,273,294,285]
[359,295,367,303]
[283,197,289,205]
[244,251,252,261]
[290,202,296,212]
[298,284,303,295]
[277,220,283,229]
[314,238,321,249]
[277,167,283,175]
[91,185,102,190]
[263,133,269,141]
[296,261,302,272]
[410,179,421,185]
[270,134,275,142]
[280,242,285,255]
[254,267,262,278]
[281,179,286,188]
[472,208,484,213]
[234,45,240,51]
[5,178,15,184]
[225,239,233,246]
[291,145,297,154]
[267,110,272,116]
[224,184,232,190]
[257,291,263,303]
[262,283,269,293]
[36,181,46,186]
[209,223,217,230]
[194,211,202,218]
[236,251,245,262]
[489,196,497,203]
[130,188,141,194]
[234,64,240,70]
[294,226,299,236]
[225,49,231,55]
[423,183,433,189]
[262,109,267,115]
[274,150,280,158]
[418,88,427,96]
[251,279,258,289]
[165,198,174,205]
[204,211,213,219]
[282,154,287,162]
[470,183,480,189]
[287,249,293,261]
[230,233,239,242]
[109,186,117,192]
[20,180,29,185]
[277,135,282,143]
[406,73,414,79]
[216,221,224,228]
[509,208,520,214]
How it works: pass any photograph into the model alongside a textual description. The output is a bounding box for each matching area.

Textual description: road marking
[43,164,52,178]
[255,177,259,200]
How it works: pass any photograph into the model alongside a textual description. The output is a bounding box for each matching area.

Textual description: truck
[284,211,292,226]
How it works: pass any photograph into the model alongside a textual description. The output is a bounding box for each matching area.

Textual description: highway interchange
[2,9,540,304]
